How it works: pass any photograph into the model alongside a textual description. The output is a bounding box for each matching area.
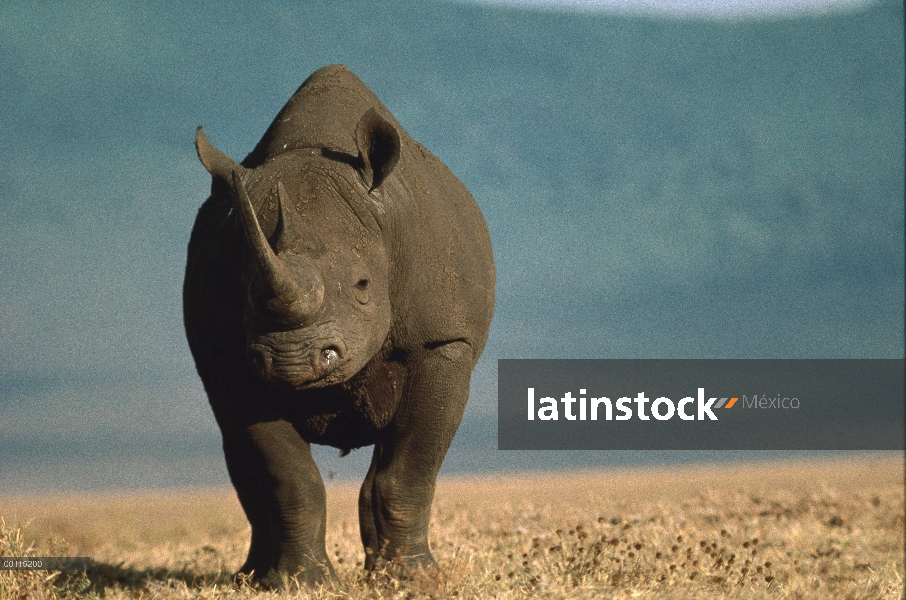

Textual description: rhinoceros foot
[236,556,337,590]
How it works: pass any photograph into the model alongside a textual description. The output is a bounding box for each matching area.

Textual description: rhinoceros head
[195,110,399,390]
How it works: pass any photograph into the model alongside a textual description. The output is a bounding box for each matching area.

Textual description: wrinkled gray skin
[183,65,494,588]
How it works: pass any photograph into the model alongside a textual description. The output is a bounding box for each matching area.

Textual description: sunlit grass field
[2,455,902,599]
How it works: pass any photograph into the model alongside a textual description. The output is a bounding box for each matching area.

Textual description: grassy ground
[1,455,902,599]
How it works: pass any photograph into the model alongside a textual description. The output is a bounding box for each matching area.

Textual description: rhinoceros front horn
[231,171,324,325]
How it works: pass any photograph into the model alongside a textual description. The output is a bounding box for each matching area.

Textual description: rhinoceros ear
[196,127,248,182]
[355,109,400,192]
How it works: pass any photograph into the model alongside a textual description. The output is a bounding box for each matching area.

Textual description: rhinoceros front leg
[360,340,474,574]
[221,419,335,588]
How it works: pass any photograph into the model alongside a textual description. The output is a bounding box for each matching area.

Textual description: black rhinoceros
[183,64,495,587]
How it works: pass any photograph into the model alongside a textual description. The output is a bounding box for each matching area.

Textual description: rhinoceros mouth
[247,336,349,390]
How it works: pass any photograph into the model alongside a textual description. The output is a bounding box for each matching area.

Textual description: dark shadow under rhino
[183,64,495,588]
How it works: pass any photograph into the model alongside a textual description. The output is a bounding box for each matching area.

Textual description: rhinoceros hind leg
[358,449,381,570]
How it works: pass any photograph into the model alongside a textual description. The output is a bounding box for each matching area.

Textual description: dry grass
[1,455,902,599]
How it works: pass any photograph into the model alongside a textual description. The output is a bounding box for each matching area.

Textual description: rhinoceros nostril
[249,349,270,378]
[320,347,340,372]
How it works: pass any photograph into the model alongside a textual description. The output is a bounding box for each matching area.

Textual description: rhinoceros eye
[353,279,370,304]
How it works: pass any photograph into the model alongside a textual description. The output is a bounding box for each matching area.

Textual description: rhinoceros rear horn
[355,109,401,192]
[196,127,248,182]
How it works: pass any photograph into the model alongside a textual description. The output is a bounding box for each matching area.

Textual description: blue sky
[0,0,902,489]
[462,0,877,17]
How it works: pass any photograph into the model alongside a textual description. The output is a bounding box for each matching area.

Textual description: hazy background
[1,0,902,491]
